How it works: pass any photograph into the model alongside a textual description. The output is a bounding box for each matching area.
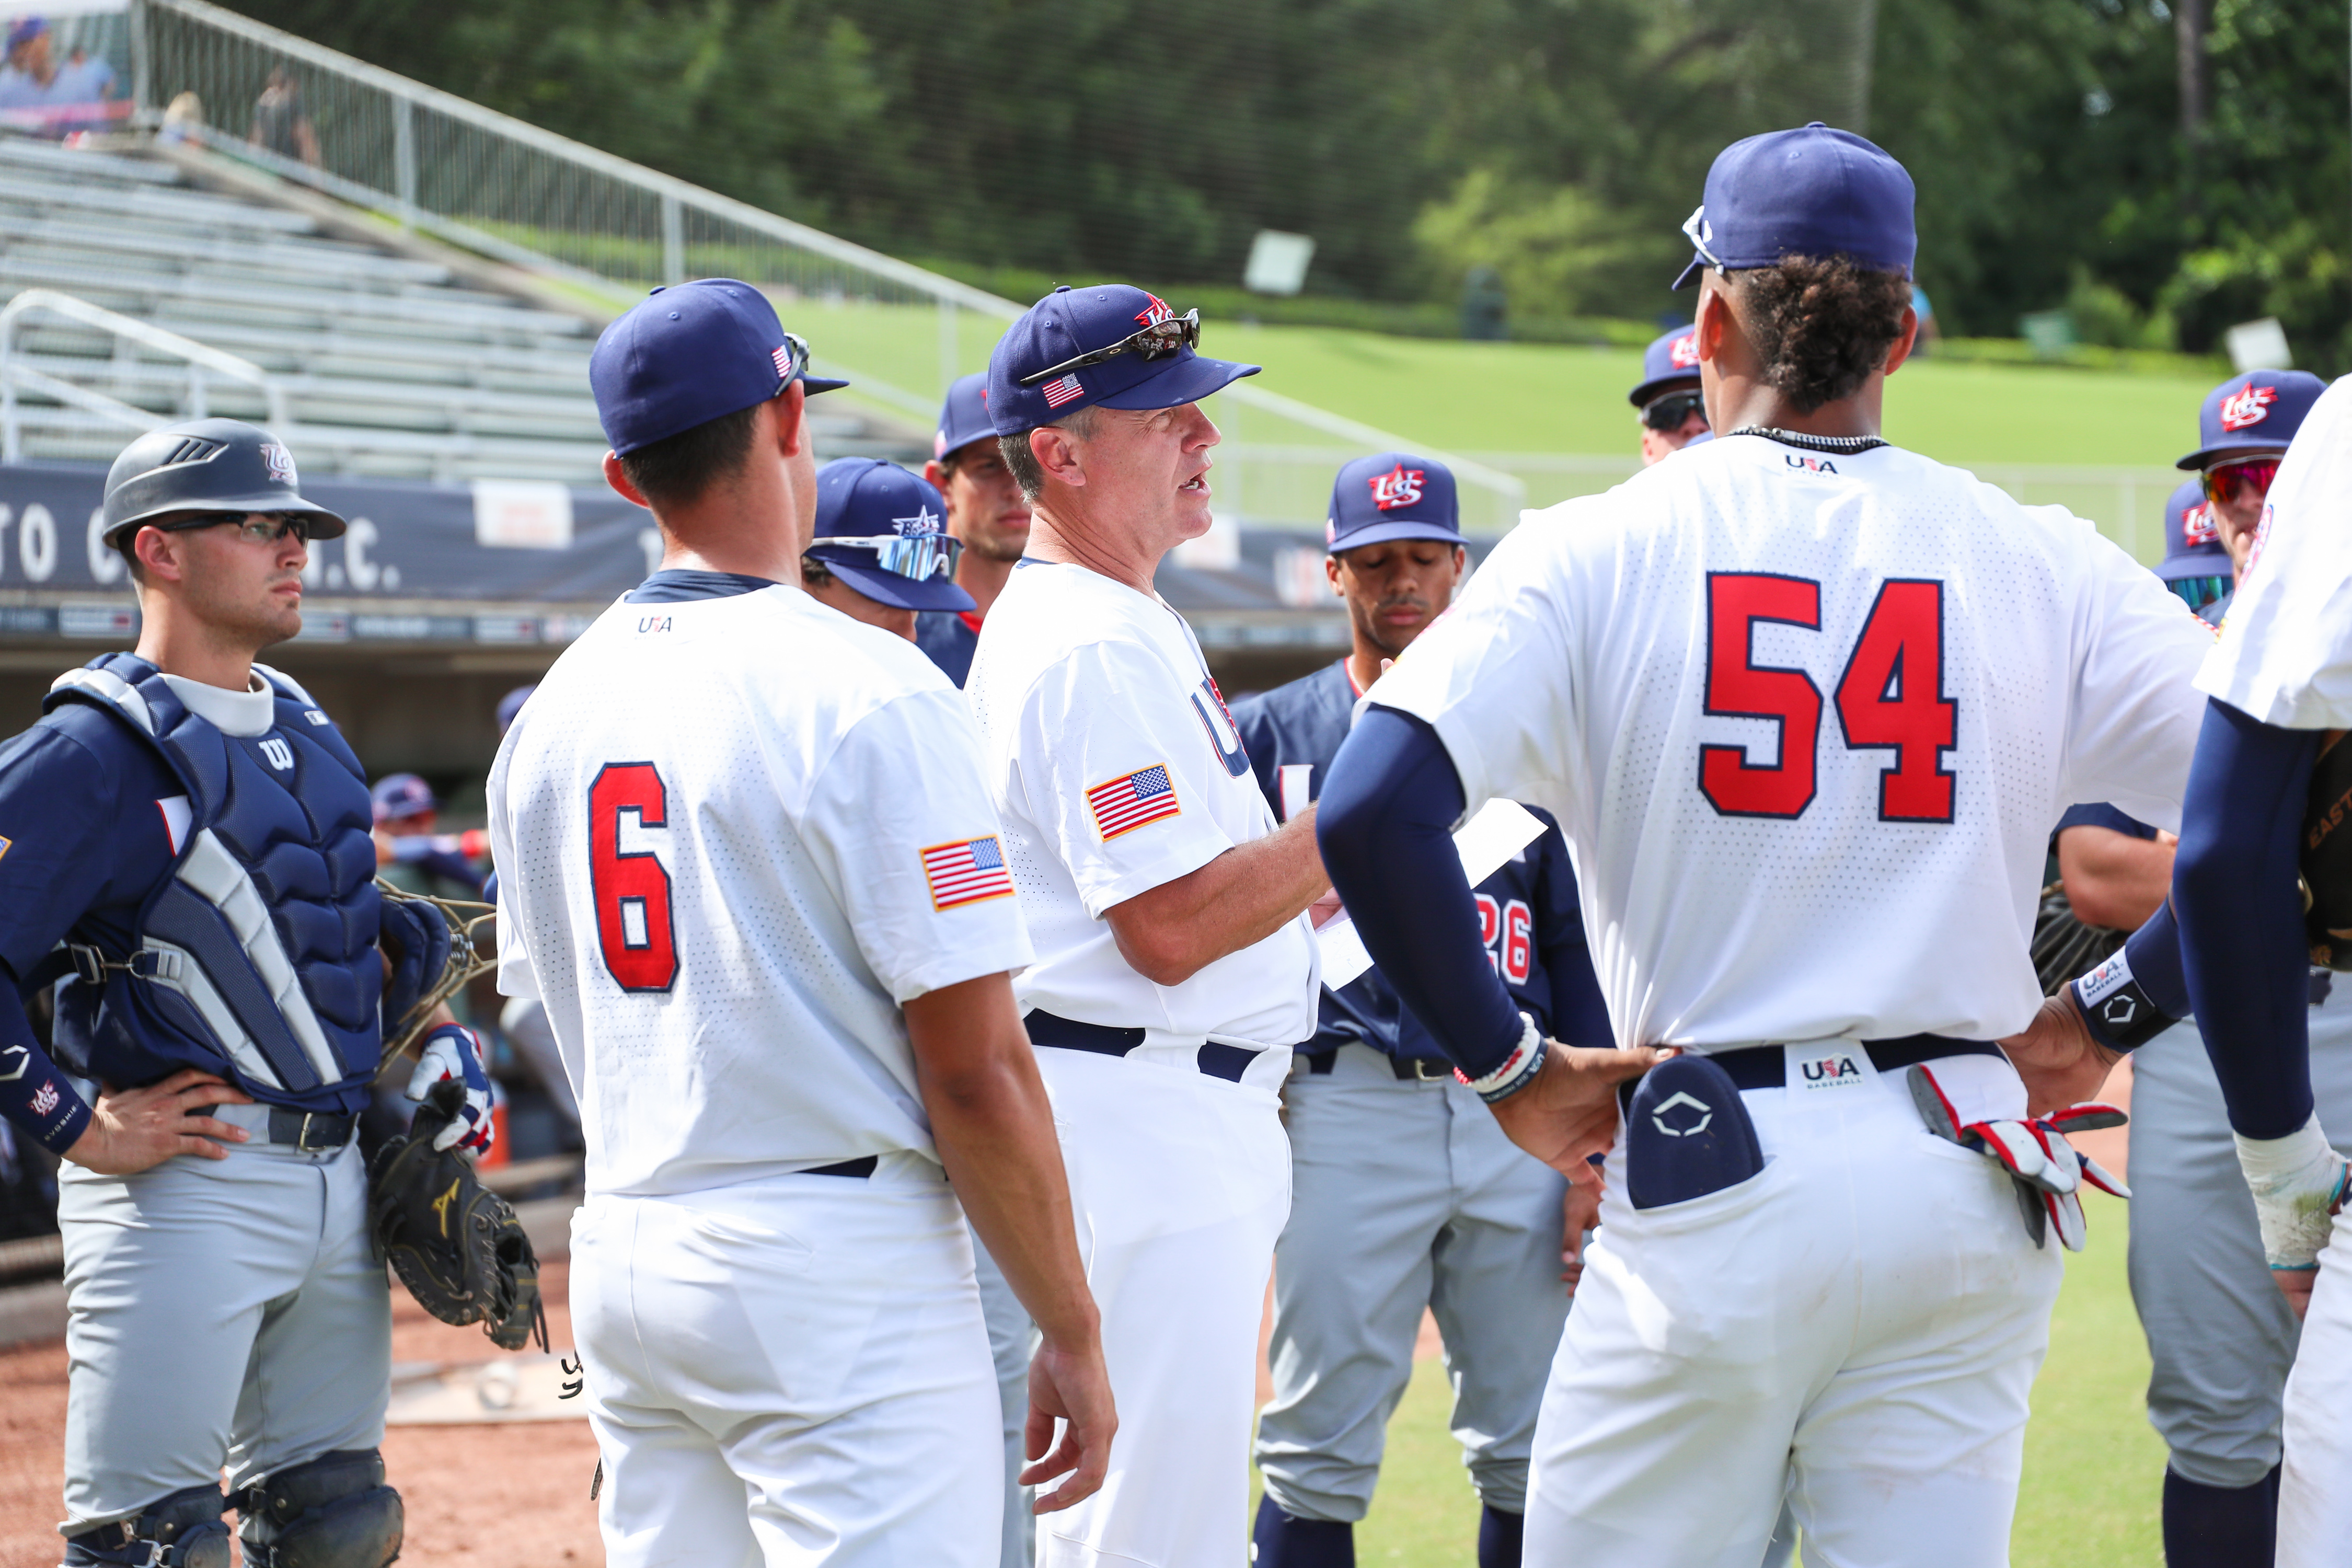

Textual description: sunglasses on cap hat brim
[805,533,963,584]
[1018,309,1202,387]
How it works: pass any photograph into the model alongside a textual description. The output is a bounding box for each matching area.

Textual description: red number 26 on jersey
[1699,573,1957,824]
[589,762,680,991]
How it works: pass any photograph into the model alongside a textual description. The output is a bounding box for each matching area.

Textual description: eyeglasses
[773,332,810,391]
[2166,574,2231,613]
[1643,390,1708,432]
[806,534,963,582]
[1681,206,1727,275]
[2201,457,2281,508]
[1018,309,1201,387]
[159,511,312,546]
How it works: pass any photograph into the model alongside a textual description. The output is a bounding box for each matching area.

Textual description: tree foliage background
[231,0,2350,367]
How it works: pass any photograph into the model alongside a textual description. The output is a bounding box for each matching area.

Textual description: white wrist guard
[1461,1012,1548,1105]
[2234,1113,2351,1271]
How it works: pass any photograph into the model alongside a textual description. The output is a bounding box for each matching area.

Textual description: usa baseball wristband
[1459,1012,1548,1104]
[2069,947,2178,1051]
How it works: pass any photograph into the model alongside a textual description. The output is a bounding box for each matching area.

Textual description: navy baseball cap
[934,372,995,461]
[2155,478,2231,583]
[589,279,847,457]
[6,17,47,52]
[1674,123,1916,290]
[1629,325,1702,408]
[986,285,1259,436]
[1327,453,1461,552]
[2176,370,2326,472]
[808,458,976,613]
[371,773,435,822]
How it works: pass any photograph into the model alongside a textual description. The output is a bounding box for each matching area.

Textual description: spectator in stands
[0,17,118,136]
[803,456,975,641]
[915,372,1032,685]
[370,772,486,898]
[250,66,320,167]
[158,89,203,143]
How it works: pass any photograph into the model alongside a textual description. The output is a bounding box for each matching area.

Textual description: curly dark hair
[1733,257,1912,413]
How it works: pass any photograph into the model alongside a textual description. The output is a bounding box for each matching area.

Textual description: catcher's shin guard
[236,1450,402,1568]
[63,1485,232,1567]
[1622,1053,1765,1209]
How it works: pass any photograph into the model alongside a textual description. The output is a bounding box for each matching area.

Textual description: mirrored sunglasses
[1643,390,1708,433]
[2201,457,2280,508]
[1018,309,1201,387]
[806,533,963,582]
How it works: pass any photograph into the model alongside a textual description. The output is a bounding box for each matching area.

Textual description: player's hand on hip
[1490,1043,1669,1179]
[1561,1172,1603,1291]
[1020,1332,1117,1513]
[65,1068,252,1173]
[406,1021,496,1154]
[1998,988,2123,1115]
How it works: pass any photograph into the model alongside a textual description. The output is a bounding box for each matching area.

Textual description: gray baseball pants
[1256,1044,1570,1521]
[2127,990,2352,1487]
[970,1219,1037,1568]
[55,1124,390,1532]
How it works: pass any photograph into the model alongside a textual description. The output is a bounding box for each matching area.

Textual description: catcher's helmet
[100,418,347,548]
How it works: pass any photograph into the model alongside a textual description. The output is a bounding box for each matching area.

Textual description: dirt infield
[0,1260,600,1567]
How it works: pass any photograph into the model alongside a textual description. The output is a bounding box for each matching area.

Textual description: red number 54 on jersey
[1699,572,1957,824]
[589,762,680,991]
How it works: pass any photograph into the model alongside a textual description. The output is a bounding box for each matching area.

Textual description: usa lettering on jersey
[920,835,1017,911]
[1088,764,1181,840]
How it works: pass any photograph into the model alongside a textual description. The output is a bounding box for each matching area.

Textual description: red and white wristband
[1457,1012,1549,1104]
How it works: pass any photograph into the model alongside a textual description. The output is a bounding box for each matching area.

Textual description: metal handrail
[0,287,287,460]
[133,0,1527,522]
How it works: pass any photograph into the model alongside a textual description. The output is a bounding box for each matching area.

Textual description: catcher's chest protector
[44,653,383,1094]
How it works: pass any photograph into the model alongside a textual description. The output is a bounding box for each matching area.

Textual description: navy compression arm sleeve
[2174,699,2321,1139]
[1319,706,1524,1078]
[0,977,90,1155]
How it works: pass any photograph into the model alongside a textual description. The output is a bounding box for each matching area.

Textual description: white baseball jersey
[1370,434,2213,1051]
[490,580,1033,1198]
[963,560,1318,1052]
[2199,374,2352,730]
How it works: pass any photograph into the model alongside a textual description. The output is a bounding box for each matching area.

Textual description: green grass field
[1263,1192,2163,1566]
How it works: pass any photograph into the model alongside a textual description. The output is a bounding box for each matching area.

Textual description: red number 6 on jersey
[589,762,679,991]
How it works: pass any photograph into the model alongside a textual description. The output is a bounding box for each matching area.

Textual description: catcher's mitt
[2030,881,2126,997]
[2304,730,2352,970]
[369,1079,547,1352]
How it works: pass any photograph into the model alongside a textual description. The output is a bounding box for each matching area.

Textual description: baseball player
[0,417,493,1567]
[1233,452,1608,1568]
[964,283,1326,1567]
[370,773,486,897]
[2018,375,2352,1567]
[2154,477,2232,625]
[810,450,1039,1567]
[488,279,1112,1566]
[1315,124,2215,1565]
[916,372,1034,686]
[1629,324,1710,464]
[802,456,976,640]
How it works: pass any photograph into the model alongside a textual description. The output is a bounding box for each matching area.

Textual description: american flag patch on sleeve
[1040,373,1085,409]
[921,835,1017,910]
[1086,764,1181,841]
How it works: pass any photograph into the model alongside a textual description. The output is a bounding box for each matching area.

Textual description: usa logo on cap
[1135,292,1175,328]
[1669,331,1700,369]
[260,442,296,486]
[2183,500,2218,548]
[1368,463,1425,511]
[2220,382,2278,432]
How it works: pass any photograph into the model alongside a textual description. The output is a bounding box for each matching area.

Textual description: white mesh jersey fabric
[1373,433,2213,1051]
[964,560,1318,1052]
[2199,375,2352,730]
[490,586,1033,1197]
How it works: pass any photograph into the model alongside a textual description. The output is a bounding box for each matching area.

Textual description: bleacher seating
[0,133,913,482]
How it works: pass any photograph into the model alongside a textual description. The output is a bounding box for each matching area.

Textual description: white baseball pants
[1523,1047,2066,1568]
[1033,1045,1293,1568]
[2280,1212,2352,1566]
[569,1155,1001,1567]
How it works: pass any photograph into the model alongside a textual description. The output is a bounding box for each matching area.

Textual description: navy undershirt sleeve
[2174,699,2320,1140]
[2118,897,2190,1021]
[0,981,88,1154]
[1319,705,1524,1079]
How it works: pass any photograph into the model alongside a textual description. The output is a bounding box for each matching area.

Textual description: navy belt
[1304,1047,1455,1082]
[804,1156,877,1179]
[1023,1010,1273,1084]
[1645,1035,2000,1098]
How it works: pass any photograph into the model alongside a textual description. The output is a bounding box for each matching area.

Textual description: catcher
[0,418,534,1568]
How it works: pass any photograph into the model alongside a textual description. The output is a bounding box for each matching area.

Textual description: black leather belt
[1023,1010,1276,1085]
[1303,1047,1455,1082]
[804,1156,877,1179]
[266,1108,358,1152]
[1675,1035,1999,1094]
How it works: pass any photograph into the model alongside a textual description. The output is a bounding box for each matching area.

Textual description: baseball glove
[2303,730,2352,970]
[368,1079,547,1352]
[2030,880,2125,997]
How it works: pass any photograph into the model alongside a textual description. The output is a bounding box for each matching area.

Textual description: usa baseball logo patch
[1087,764,1181,840]
[1368,463,1425,511]
[1669,330,1700,368]
[2182,499,2218,547]
[2220,382,2277,431]
[1041,373,1086,410]
[921,835,1017,911]
[260,441,297,486]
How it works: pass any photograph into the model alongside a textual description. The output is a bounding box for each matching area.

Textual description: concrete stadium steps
[0,132,924,480]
